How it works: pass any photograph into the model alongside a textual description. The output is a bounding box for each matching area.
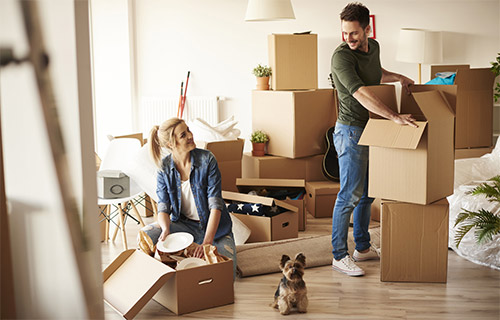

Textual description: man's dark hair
[340,2,370,29]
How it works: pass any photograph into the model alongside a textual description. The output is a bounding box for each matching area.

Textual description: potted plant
[250,130,269,156]
[252,64,272,90]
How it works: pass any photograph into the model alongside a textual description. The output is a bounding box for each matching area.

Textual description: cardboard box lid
[236,178,305,189]
[360,90,454,150]
[358,119,427,149]
[103,250,176,319]
[305,181,341,195]
[222,191,298,212]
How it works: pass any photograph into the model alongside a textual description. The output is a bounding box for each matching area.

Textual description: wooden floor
[101,213,500,319]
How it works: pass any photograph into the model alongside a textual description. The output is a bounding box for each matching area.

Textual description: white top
[181,180,200,221]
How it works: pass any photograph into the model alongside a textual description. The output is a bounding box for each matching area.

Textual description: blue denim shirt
[156,148,232,240]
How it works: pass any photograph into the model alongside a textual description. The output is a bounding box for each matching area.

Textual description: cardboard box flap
[222,191,298,212]
[412,91,455,120]
[455,68,496,90]
[103,250,176,319]
[358,119,427,149]
[367,85,398,118]
[236,178,305,188]
[430,64,469,77]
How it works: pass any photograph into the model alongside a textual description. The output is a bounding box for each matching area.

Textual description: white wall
[0,0,103,318]
[92,0,500,152]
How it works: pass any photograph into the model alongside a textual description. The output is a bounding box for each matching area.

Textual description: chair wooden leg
[104,205,110,243]
[130,201,145,227]
[117,203,127,250]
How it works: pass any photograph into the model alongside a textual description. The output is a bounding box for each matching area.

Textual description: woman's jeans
[331,122,374,261]
[141,218,238,278]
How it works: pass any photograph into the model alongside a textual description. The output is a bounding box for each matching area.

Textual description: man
[330,2,417,276]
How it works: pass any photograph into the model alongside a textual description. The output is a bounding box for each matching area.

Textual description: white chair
[98,138,145,250]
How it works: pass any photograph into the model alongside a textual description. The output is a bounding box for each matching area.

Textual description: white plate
[157,232,194,253]
[176,257,207,270]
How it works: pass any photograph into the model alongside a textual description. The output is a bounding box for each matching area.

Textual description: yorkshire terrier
[271,253,308,315]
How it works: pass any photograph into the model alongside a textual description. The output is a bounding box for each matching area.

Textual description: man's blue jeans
[331,122,374,261]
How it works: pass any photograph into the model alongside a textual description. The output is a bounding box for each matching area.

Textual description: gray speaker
[97,170,130,199]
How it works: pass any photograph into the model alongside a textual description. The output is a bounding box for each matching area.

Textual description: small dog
[271,253,308,315]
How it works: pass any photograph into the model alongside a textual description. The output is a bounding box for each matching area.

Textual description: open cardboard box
[236,178,307,231]
[401,65,495,149]
[103,249,234,318]
[197,138,244,192]
[380,199,449,283]
[222,190,298,242]
[359,86,455,205]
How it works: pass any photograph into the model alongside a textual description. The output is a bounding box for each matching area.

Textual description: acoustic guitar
[322,125,340,181]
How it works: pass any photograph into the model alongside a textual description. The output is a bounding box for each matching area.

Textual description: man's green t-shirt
[331,38,382,128]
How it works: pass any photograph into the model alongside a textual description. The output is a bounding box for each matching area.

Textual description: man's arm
[353,86,418,127]
[381,68,414,94]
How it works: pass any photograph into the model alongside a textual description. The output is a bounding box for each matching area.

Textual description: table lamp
[245,0,295,21]
[396,28,443,84]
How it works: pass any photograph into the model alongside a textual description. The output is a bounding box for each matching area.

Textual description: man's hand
[392,113,418,128]
[400,75,414,95]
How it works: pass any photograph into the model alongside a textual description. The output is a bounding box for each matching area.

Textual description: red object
[180,71,190,118]
[177,82,183,118]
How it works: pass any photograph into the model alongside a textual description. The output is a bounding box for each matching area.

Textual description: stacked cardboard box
[359,85,454,282]
[244,33,339,224]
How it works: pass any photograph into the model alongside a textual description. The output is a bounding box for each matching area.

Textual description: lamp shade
[396,28,443,64]
[245,0,295,21]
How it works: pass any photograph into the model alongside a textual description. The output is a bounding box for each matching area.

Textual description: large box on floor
[242,153,326,181]
[223,191,298,242]
[236,178,307,231]
[402,65,495,149]
[197,138,244,192]
[380,199,449,283]
[359,88,455,205]
[268,33,318,90]
[103,249,234,318]
[252,89,337,158]
[305,181,341,218]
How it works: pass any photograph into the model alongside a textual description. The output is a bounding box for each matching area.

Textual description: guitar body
[322,126,340,181]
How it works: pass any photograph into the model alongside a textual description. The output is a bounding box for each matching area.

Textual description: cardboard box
[197,138,244,192]
[370,198,381,222]
[222,190,298,242]
[380,199,449,283]
[268,33,318,90]
[305,181,341,218]
[252,89,337,158]
[454,147,494,159]
[401,65,495,149]
[359,88,455,205]
[242,153,326,181]
[103,249,234,318]
[236,178,307,231]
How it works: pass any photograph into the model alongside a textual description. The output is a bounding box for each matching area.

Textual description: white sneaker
[353,246,380,262]
[332,255,365,276]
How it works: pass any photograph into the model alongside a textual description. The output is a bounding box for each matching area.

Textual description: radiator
[140,96,220,133]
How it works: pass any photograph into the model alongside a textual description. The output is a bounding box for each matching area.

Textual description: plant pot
[252,142,266,156]
[256,76,270,90]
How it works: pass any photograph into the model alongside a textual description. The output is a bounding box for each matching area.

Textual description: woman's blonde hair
[149,117,185,167]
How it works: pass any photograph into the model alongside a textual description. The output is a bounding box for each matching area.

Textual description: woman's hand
[193,244,205,258]
[159,228,169,242]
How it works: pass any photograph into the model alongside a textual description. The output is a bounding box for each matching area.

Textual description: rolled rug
[236,227,380,277]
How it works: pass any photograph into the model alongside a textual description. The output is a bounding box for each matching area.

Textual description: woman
[141,117,237,277]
